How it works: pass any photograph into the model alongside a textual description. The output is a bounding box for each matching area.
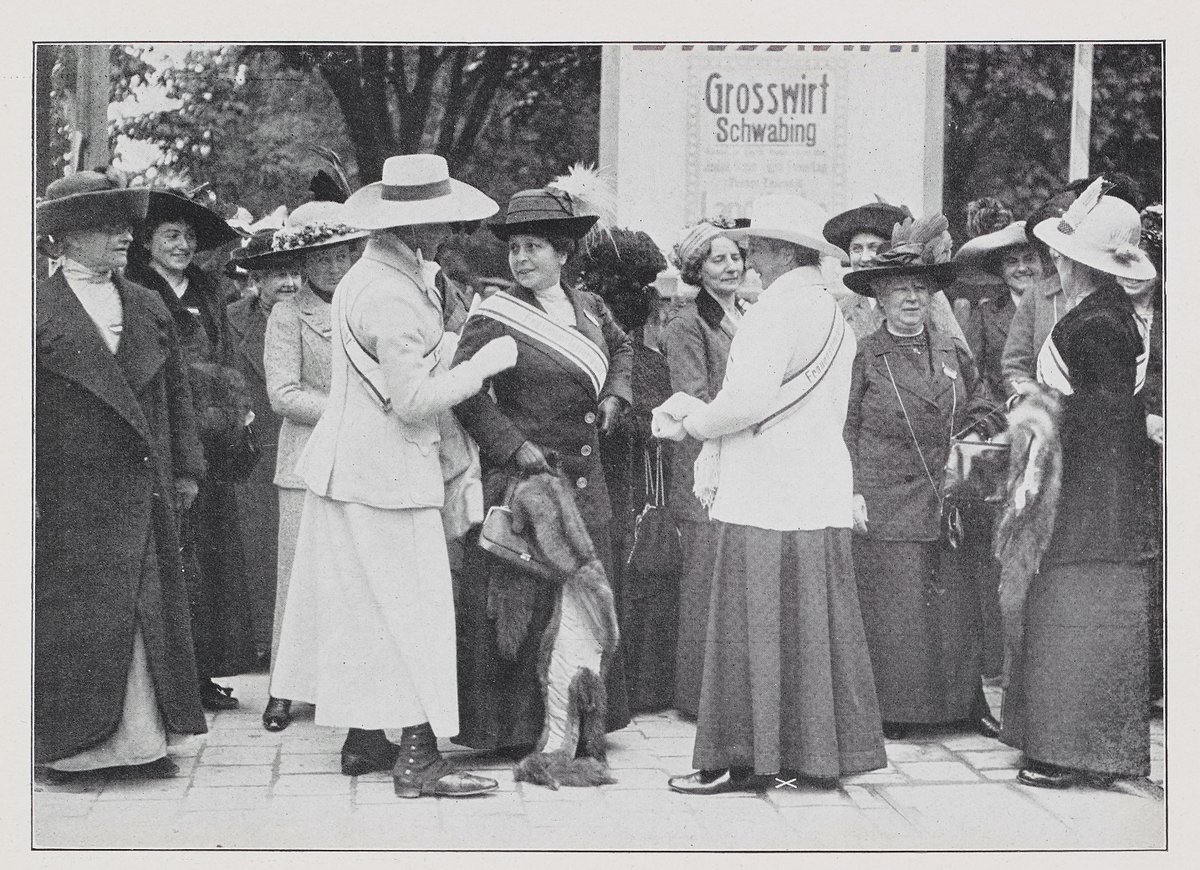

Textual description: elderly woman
[657,194,886,794]
[451,182,634,752]
[1001,182,1159,789]
[125,190,258,711]
[842,214,1001,742]
[269,154,515,798]
[252,203,368,732]
[660,219,746,717]
[35,170,206,781]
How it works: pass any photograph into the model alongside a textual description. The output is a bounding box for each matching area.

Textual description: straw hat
[343,154,497,230]
[725,194,847,260]
[36,169,150,237]
[1031,177,1155,281]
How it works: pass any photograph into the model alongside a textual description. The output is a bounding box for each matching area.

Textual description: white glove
[467,335,518,378]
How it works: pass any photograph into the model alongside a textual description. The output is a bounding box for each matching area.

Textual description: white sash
[1036,329,1146,396]
[472,292,609,397]
[753,305,848,434]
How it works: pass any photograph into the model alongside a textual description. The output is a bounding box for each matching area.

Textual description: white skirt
[270,492,458,733]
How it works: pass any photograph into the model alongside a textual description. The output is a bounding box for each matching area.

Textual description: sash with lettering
[693,306,848,508]
[471,291,610,398]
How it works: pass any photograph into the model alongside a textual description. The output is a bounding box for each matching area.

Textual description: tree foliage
[944,43,1162,242]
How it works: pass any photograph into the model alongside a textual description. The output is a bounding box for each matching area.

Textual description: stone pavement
[33,675,1165,850]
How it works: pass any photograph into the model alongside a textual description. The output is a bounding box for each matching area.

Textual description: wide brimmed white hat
[725,194,847,261]
[343,154,498,230]
[1031,178,1155,281]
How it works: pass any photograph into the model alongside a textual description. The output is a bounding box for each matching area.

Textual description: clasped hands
[651,392,707,441]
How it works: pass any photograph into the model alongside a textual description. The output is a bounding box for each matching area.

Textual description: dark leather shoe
[262,697,292,732]
[667,768,764,795]
[394,764,499,799]
[882,722,910,740]
[974,712,1001,739]
[1017,762,1080,789]
[342,741,400,777]
[199,680,239,711]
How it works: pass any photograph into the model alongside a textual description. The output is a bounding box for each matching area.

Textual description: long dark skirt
[852,536,984,723]
[235,463,279,659]
[453,526,632,750]
[621,565,679,714]
[960,501,1003,679]
[692,523,886,778]
[674,519,719,717]
[182,482,257,679]
[1000,560,1151,777]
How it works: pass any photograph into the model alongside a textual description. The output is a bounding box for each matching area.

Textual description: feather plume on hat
[547,164,617,257]
[1056,176,1115,235]
[307,145,354,203]
[841,212,958,296]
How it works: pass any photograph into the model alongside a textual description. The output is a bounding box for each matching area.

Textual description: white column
[1068,43,1094,181]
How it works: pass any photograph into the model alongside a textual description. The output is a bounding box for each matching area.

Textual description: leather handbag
[941,401,1013,506]
[478,478,560,581]
[627,442,683,578]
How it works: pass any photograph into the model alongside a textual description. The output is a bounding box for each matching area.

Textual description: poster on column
[687,56,846,221]
[601,44,945,255]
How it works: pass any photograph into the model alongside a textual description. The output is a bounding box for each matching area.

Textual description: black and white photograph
[19,6,1181,854]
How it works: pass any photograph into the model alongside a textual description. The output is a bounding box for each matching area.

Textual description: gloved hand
[467,336,518,379]
[852,493,869,534]
[1146,413,1164,446]
[512,440,550,474]
[596,395,626,436]
[174,477,200,513]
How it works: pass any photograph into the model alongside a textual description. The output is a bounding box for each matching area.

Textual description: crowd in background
[35,153,1163,799]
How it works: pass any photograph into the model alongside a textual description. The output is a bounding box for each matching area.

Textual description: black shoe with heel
[262,697,292,732]
[341,728,400,776]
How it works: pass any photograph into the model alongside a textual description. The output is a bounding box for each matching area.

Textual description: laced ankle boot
[392,722,498,798]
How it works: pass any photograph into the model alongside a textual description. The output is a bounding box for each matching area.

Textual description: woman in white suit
[269,155,518,799]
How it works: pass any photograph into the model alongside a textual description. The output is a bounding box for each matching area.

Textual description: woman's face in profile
[148,220,197,274]
[508,234,565,293]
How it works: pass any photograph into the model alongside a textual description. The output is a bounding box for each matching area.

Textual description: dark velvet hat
[37,169,150,237]
[143,190,241,253]
[822,201,910,254]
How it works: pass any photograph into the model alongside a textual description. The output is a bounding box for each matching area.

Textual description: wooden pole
[64,43,111,172]
[1068,43,1094,181]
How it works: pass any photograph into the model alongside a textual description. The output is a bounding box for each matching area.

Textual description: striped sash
[1036,329,1147,396]
[472,292,609,397]
[752,305,848,435]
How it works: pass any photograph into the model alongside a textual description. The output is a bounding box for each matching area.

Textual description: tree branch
[448,47,511,168]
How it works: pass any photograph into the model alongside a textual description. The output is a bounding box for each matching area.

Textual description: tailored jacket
[227,295,281,477]
[452,284,633,530]
[1000,273,1066,395]
[35,271,208,761]
[265,285,332,489]
[660,289,739,523]
[297,234,486,509]
[965,291,1017,402]
[844,324,995,542]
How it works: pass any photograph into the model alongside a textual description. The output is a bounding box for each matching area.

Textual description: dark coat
[965,291,1017,402]
[125,258,257,677]
[450,284,633,748]
[1042,283,1154,566]
[452,285,633,529]
[227,295,282,652]
[35,271,208,761]
[844,325,996,541]
[660,290,739,523]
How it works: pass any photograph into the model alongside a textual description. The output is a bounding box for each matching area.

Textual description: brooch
[942,362,958,380]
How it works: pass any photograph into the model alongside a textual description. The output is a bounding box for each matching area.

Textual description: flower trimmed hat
[228,229,302,273]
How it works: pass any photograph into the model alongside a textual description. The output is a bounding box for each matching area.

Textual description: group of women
[36,155,1162,799]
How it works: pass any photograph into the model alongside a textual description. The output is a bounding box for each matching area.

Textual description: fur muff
[993,384,1064,686]
[502,472,620,789]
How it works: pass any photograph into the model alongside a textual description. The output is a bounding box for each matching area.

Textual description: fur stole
[501,472,620,789]
[992,384,1065,686]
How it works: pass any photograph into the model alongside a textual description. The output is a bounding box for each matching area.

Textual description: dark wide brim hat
[37,170,150,238]
[229,229,303,272]
[823,202,910,254]
[144,190,241,252]
[842,261,959,296]
[489,188,598,241]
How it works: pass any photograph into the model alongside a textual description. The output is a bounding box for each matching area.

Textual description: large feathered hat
[1032,177,1155,281]
[490,163,614,243]
[843,213,959,296]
